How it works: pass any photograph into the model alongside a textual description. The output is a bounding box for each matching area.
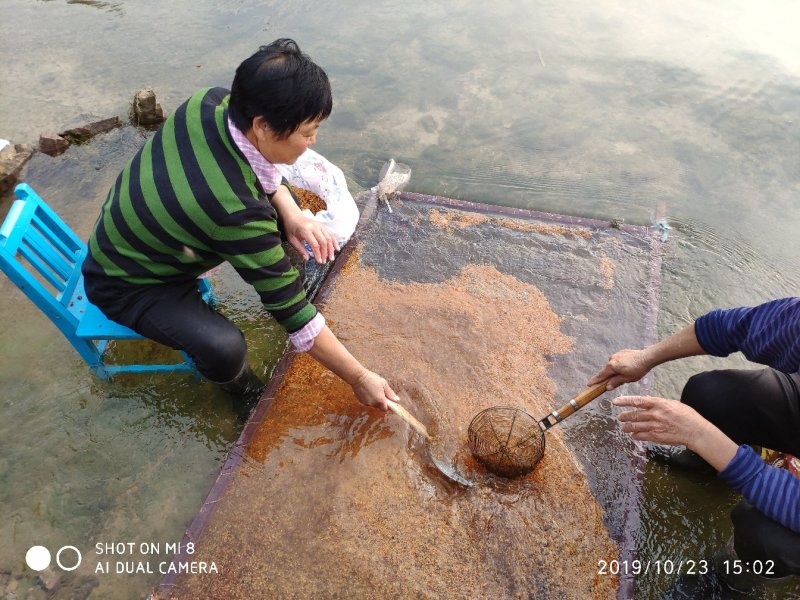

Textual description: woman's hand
[589,348,653,390]
[306,326,397,412]
[284,212,339,264]
[351,369,399,412]
[269,184,339,263]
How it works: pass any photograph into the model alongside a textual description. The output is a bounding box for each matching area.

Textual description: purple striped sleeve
[719,445,800,533]
[695,297,800,373]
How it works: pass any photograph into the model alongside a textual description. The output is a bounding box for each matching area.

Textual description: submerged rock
[0,141,34,194]
[36,567,60,591]
[133,87,166,127]
[60,116,122,143]
[4,577,18,594]
[44,572,100,600]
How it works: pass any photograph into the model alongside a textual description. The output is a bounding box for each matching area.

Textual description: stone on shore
[133,87,166,127]
[38,132,70,157]
[36,567,60,592]
[0,141,34,194]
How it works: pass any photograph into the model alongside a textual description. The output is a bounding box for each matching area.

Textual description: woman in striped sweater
[591,297,800,591]
[83,39,399,419]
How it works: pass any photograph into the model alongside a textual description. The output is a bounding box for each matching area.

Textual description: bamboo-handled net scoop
[387,380,610,482]
[386,399,430,440]
[386,398,474,486]
[467,380,610,478]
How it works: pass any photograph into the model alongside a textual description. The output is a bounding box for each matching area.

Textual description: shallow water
[2,0,800,598]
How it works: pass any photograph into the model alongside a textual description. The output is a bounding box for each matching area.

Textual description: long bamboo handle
[386,399,432,441]
[541,381,610,431]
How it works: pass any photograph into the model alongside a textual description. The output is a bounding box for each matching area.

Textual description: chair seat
[75,301,143,339]
[67,272,143,340]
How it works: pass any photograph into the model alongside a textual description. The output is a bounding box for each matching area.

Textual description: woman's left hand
[285,213,339,264]
[269,184,339,263]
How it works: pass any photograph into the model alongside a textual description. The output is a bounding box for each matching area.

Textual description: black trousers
[681,368,800,576]
[88,278,247,383]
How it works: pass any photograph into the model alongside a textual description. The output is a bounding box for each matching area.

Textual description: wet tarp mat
[156,192,662,599]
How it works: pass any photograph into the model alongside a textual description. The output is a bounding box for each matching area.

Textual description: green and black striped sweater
[82,87,317,333]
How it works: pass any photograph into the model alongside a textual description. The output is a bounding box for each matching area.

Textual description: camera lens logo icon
[26,546,81,572]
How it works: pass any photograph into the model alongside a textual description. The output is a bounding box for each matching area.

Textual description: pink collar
[227,115,283,194]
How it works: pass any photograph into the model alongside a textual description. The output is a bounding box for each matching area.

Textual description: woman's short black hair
[229,38,332,139]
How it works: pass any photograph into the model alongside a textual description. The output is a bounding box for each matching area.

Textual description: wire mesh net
[467,406,545,477]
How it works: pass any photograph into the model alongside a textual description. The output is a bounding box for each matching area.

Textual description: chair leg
[70,335,203,381]
[68,336,111,380]
[197,277,218,309]
[179,351,203,380]
[93,363,111,381]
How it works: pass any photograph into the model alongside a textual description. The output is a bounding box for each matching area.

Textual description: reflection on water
[2,0,800,598]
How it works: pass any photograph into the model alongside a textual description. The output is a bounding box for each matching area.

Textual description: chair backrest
[0,183,87,334]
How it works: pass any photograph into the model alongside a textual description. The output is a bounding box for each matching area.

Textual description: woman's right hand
[589,348,653,390]
[351,369,398,412]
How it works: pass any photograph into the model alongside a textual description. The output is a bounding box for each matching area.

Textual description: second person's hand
[589,348,653,390]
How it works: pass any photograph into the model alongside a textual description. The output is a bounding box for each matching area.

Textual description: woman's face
[254,117,320,165]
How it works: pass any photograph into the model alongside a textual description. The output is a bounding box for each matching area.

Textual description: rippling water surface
[1,1,799,598]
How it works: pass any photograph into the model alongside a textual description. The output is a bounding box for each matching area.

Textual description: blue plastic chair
[0,183,214,380]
